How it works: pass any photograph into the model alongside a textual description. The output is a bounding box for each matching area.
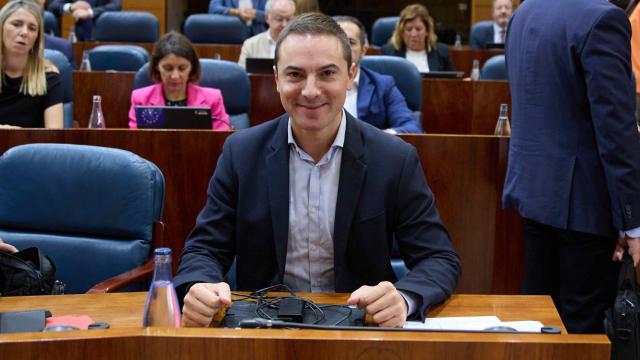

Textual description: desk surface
[0,293,608,359]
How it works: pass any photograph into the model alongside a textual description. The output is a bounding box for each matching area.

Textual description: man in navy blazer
[175,13,460,328]
[504,0,640,333]
[336,16,422,134]
[48,0,121,40]
[470,0,513,49]
[209,0,267,36]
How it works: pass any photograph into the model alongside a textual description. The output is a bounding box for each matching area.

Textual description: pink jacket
[128,83,231,130]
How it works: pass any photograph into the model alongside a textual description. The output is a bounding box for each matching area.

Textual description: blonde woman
[0,0,63,128]
[381,4,452,73]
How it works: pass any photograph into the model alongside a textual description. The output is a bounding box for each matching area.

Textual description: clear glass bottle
[67,26,77,43]
[88,95,106,128]
[470,59,480,81]
[454,33,462,50]
[80,51,92,72]
[142,248,181,328]
[494,103,511,136]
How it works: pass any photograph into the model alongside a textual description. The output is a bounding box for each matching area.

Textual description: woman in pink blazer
[128,31,231,130]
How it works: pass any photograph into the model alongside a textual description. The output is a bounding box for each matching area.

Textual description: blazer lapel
[266,116,290,281]
[333,114,366,290]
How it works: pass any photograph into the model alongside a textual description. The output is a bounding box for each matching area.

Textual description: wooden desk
[0,293,608,359]
[449,47,505,77]
[73,42,242,68]
[0,130,522,294]
[422,79,511,135]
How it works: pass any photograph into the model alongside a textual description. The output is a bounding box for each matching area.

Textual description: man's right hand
[238,8,257,21]
[70,1,91,11]
[181,282,232,327]
[0,238,17,253]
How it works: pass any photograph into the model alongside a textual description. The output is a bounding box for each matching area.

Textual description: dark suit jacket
[357,66,422,133]
[470,21,494,50]
[174,113,461,317]
[380,43,453,72]
[503,0,640,237]
[209,0,267,36]
[44,34,74,68]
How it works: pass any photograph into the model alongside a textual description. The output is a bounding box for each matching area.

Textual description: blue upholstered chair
[360,55,422,118]
[44,49,73,128]
[0,144,165,294]
[89,45,149,71]
[43,10,60,37]
[470,20,494,49]
[134,59,251,129]
[371,16,398,47]
[183,14,248,44]
[481,55,507,80]
[94,12,160,42]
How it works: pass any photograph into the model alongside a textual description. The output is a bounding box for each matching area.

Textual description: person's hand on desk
[181,282,232,327]
[72,8,91,20]
[347,281,408,328]
[0,238,18,253]
[238,8,257,21]
[0,124,20,129]
[613,235,640,267]
[70,1,91,11]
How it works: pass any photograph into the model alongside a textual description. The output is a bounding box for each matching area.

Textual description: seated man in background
[175,13,460,328]
[470,0,513,49]
[47,0,121,41]
[35,0,74,67]
[237,0,295,69]
[335,16,422,134]
[209,0,267,37]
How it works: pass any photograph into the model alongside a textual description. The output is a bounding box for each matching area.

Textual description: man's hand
[238,8,257,21]
[613,235,640,267]
[347,281,408,328]
[181,282,232,327]
[70,1,91,11]
[72,9,91,20]
[0,238,17,253]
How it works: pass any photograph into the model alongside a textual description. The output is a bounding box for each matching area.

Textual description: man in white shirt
[470,0,513,49]
[237,0,296,69]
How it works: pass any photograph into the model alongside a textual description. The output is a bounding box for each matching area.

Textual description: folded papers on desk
[404,316,544,332]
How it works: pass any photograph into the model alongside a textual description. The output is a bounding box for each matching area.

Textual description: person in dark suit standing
[470,0,513,50]
[47,0,121,40]
[334,16,422,134]
[504,0,640,333]
[174,13,460,328]
[380,4,452,73]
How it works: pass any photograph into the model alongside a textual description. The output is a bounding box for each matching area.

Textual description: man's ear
[273,65,281,93]
[362,44,369,57]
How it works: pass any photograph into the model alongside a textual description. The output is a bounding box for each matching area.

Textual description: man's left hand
[72,9,91,20]
[614,235,640,267]
[347,281,408,328]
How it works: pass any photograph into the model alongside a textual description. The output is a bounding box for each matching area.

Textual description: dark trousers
[522,219,619,334]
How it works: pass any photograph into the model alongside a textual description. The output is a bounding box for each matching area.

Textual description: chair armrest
[86,260,154,294]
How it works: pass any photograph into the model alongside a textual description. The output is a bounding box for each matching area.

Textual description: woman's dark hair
[148,31,200,83]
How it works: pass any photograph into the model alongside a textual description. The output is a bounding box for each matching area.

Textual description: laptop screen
[135,106,212,129]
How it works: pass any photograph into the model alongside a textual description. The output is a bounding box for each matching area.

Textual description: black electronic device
[420,71,465,79]
[0,309,48,334]
[246,57,275,74]
[135,106,212,129]
[485,42,505,50]
[277,298,305,323]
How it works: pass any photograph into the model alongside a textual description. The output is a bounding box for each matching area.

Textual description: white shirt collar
[288,110,347,150]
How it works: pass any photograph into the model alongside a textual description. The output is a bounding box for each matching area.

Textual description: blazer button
[625,205,632,218]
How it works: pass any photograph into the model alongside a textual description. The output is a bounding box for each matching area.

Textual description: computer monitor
[485,42,505,50]
[420,71,465,79]
[135,106,212,129]
[245,57,275,74]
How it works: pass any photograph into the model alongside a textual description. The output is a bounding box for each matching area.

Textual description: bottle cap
[154,247,172,256]
[92,95,101,102]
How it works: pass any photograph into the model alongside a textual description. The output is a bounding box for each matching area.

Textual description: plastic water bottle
[494,103,511,136]
[454,33,462,49]
[79,51,91,71]
[88,95,105,128]
[470,59,480,81]
[67,26,77,43]
[142,248,181,328]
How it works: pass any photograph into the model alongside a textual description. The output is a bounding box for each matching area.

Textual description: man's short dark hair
[149,31,201,83]
[333,15,368,48]
[274,13,352,69]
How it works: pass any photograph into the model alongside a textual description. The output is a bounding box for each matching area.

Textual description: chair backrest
[470,20,494,47]
[44,49,73,128]
[371,16,398,47]
[360,55,422,112]
[89,45,149,71]
[134,59,251,129]
[0,144,165,293]
[43,10,60,37]
[94,12,159,42]
[481,54,507,80]
[184,14,248,44]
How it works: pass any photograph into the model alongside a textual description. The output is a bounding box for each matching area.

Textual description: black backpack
[0,247,65,296]
[605,252,640,360]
